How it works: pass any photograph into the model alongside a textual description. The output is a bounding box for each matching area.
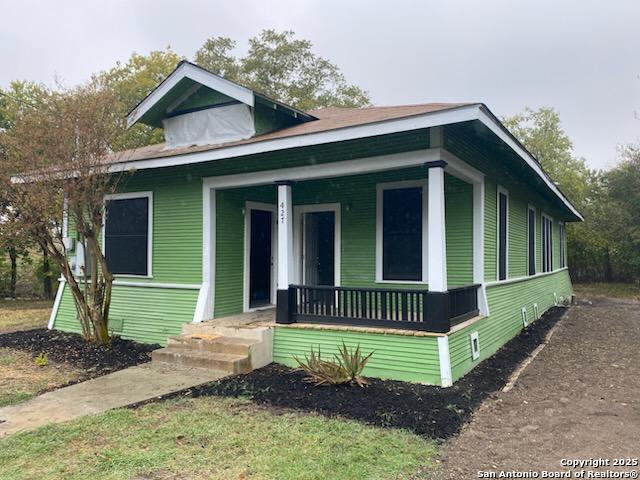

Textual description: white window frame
[103,191,154,279]
[527,204,537,276]
[496,185,509,281]
[541,212,553,273]
[375,179,428,284]
[559,221,567,269]
[243,201,278,312]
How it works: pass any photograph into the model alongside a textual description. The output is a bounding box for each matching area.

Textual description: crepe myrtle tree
[0,84,126,344]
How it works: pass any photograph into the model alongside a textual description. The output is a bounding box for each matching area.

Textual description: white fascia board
[120,101,580,221]
[202,148,442,190]
[127,63,255,128]
[114,105,481,172]
[475,107,583,221]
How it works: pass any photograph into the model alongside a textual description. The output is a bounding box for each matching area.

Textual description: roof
[126,61,316,128]
[111,103,471,164]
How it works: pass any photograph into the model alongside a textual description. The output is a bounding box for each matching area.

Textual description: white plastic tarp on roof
[163,103,255,149]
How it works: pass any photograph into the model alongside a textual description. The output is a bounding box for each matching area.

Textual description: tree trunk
[42,246,52,299]
[9,246,17,299]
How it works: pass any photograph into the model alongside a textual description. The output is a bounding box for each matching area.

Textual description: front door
[303,211,335,286]
[249,209,273,308]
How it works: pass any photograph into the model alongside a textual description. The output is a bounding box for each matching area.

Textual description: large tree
[1,83,126,343]
[0,81,49,298]
[503,107,604,281]
[195,30,370,111]
[91,48,183,151]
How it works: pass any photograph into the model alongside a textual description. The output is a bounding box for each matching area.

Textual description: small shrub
[34,352,48,367]
[294,342,373,387]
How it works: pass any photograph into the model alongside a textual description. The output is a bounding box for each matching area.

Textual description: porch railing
[279,284,480,333]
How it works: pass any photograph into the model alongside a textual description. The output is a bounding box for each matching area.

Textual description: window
[497,187,508,281]
[104,193,152,276]
[528,206,536,276]
[559,222,566,268]
[378,184,425,282]
[541,214,553,273]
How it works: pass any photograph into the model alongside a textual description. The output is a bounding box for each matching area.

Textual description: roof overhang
[111,103,582,221]
[127,62,255,128]
[126,61,316,129]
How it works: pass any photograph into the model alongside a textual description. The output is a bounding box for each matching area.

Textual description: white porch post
[276,181,294,323]
[427,161,448,292]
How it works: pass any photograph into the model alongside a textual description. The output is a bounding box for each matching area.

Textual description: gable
[126,61,316,149]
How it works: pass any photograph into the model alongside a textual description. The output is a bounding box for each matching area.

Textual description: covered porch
[200,130,487,335]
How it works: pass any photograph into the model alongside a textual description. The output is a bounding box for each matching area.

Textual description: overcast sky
[1,0,638,169]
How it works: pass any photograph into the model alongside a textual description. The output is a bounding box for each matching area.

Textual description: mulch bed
[0,328,157,378]
[168,307,568,440]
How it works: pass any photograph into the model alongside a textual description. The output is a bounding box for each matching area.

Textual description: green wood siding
[53,283,199,345]
[214,186,276,318]
[508,190,528,279]
[445,176,473,286]
[449,268,572,382]
[484,180,497,281]
[273,327,441,385]
[213,169,474,319]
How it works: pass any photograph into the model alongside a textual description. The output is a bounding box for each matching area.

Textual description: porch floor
[203,308,484,336]
[204,308,276,328]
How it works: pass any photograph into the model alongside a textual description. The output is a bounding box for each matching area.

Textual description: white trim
[243,201,278,312]
[277,184,294,290]
[437,336,453,387]
[127,62,254,127]
[496,185,509,281]
[116,103,581,222]
[485,266,568,288]
[202,186,215,319]
[541,212,554,273]
[103,191,154,279]
[473,180,488,315]
[192,283,209,323]
[112,280,201,289]
[527,204,537,275]
[428,166,447,291]
[204,149,443,190]
[375,180,429,284]
[441,150,484,185]
[293,203,341,287]
[475,107,583,220]
[559,221,567,269]
[116,108,478,173]
[48,280,66,329]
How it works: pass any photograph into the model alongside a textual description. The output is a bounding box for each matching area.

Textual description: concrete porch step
[152,348,251,373]
[167,334,261,356]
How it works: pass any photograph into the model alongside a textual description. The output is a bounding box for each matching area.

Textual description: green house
[50,61,582,386]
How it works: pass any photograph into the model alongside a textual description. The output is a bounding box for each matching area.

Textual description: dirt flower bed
[0,329,158,377]
[173,307,567,440]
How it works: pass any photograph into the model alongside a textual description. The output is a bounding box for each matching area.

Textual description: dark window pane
[528,209,536,275]
[382,187,422,281]
[498,192,508,280]
[105,197,149,276]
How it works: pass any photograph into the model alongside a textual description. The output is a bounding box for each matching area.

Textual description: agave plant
[294,343,373,387]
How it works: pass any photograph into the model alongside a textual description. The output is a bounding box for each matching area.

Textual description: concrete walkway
[0,363,225,437]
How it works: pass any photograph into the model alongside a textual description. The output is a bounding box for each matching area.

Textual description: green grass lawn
[573,282,640,300]
[0,299,52,333]
[0,348,82,408]
[0,396,437,480]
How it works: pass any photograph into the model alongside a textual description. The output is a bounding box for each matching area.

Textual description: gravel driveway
[436,296,640,478]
